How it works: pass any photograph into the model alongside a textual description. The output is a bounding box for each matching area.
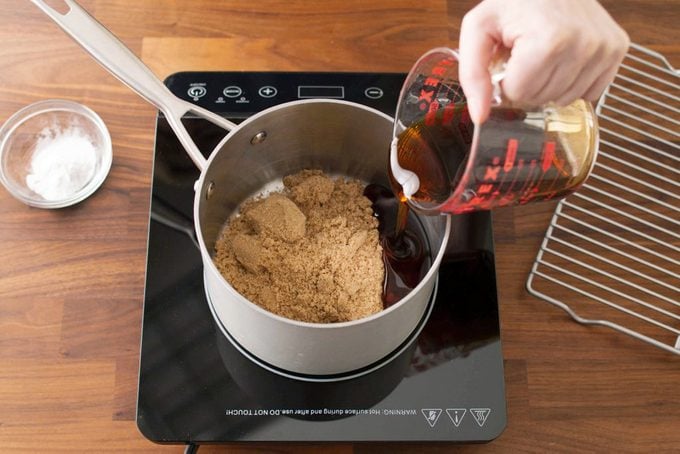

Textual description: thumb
[458,3,500,124]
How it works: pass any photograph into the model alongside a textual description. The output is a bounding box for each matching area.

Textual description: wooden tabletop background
[0,0,678,452]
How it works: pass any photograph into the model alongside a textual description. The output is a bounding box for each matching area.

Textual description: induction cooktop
[136,71,506,449]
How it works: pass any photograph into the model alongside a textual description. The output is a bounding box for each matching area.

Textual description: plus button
[258,86,278,98]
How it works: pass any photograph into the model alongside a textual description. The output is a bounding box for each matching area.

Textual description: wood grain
[0,0,678,452]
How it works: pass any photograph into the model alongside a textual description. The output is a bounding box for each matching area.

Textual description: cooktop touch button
[365,87,384,99]
[223,86,243,98]
[258,86,278,98]
[187,85,207,100]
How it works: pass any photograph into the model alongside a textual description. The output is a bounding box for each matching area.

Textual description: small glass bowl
[0,99,112,208]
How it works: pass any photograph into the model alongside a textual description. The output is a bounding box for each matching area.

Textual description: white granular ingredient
[25,127,97,201]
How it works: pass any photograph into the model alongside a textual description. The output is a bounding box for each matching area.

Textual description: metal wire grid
[526,43,680,356]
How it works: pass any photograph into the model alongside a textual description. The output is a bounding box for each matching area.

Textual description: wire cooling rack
[526,43,680,356]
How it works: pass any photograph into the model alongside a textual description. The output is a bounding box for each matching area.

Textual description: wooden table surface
[0,1,678,452]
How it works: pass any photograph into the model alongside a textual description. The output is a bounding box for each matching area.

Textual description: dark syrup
[390,106,588,214]
[364,184,431,308]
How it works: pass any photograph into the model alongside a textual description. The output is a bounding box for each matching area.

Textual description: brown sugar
[213,169,384,323]
[244,193,306,243]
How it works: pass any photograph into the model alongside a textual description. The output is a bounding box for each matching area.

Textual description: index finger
[458,3,500,124]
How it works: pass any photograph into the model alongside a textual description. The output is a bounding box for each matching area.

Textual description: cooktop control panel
[165,71,405,117]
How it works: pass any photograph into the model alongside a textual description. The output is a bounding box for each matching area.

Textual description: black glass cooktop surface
[137,72,506,445]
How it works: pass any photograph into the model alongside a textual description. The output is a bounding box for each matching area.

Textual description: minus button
[364,87,384,99]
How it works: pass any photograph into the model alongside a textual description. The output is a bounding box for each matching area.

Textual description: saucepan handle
[30,0,236,171]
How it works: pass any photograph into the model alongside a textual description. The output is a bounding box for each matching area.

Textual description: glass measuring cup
[389,47,599,215]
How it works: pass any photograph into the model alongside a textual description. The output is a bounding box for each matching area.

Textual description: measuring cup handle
[30,0,236,171]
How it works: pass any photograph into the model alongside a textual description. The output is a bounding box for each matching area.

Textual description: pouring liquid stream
[370,108,473,309]
[364,184,431,309]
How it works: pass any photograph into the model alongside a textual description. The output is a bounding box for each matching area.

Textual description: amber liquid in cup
[390,104,596,215]
[389,117,469,211]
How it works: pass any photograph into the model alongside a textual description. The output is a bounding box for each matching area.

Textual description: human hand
[458,0,630,124]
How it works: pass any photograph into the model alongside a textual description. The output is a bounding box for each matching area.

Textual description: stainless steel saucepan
[32,0,451,375]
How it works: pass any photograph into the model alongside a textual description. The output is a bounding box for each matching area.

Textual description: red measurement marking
[516,160,536,201]
[484,165,500,181]
[519,161,541,204]
[478,183,493,194]
[423,76,440,87]
[542,171,562,200]
[498,193,516,206]
[442,103,456,125]
[499,158,523,199]
[418,88,434,107]
[533,169,546,198]
[541,141,556,172]
[431,65,447,76]
[425,100,439,126]
[467,196,485,207]
[504,139,518,171]
[454,206,476,214]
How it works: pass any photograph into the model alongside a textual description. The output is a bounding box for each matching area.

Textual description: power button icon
[188,85,207,100]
